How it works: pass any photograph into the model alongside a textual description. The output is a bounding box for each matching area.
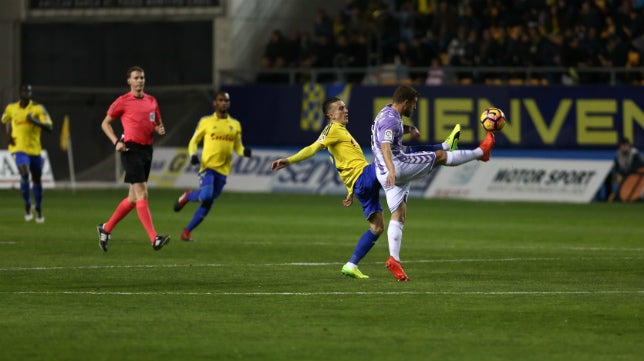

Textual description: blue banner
[222,84,644,150]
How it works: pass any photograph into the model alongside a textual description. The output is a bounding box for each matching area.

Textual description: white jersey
[371,104,405,175]
[370,104,438,211]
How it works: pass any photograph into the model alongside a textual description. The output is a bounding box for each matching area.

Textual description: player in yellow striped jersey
[1,85,53,223]
[270,97,386,279]
[173,91,252,241]
[271,96,460,279]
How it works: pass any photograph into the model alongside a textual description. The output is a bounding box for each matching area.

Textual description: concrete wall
[0,0,346,98]
[0,1,23,105]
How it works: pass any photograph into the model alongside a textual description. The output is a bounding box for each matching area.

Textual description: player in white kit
[371,85,495,281]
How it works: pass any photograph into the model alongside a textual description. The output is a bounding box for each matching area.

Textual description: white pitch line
[0,256,642,272]
[2,290,643,296]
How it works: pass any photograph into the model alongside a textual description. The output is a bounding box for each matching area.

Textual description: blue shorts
[354,163,382,219]
[199,168,227,200]
[13,152,43,178]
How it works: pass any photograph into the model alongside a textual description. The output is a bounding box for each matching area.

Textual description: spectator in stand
[425,57,445,85]
[458,2,483,34]
[476,27,497,67]
[396,0,416,43]
[346,3,370,36]
[599,35,629,70]
[298,32,316,68]
[264,29,288,66]
[257,1,643,85]
[313,34,336,82]
[446,25,467,65]
[332,10,348,38]
[285,29,302,67]
[431,1,459,46]
[333,33,352,68]
[313,8,334,38]
[408,36,435,81]
[348,31,368,83]
[579,0,604,31]
[446,25,471,82]
[606,137,643,202]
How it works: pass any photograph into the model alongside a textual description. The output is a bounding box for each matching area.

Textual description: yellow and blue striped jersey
[2,100,52,155]
[188,113,245,176]
[288,121,368,195]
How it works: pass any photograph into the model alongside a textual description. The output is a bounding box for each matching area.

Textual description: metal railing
[220,66,644,86]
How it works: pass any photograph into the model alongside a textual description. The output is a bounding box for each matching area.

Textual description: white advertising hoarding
[147,147,347,195]
[147,148,612,203]
[425,157,613,203]
[0,150,56,189]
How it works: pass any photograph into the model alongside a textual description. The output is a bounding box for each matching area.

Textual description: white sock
[442,141,449,151]
[344,262,357,269]
[445,148,484,166]
[388,220,404,261]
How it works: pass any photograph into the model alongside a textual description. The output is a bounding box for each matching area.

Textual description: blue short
[354,163,383,219]
[199,168,227,200]
[13,152,43,178]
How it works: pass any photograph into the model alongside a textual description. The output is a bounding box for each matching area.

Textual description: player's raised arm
[270,142,325,171]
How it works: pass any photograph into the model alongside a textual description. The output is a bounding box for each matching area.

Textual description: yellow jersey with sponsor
[188,113,245,176]
[1,100,52,155]
[288,121,368,195]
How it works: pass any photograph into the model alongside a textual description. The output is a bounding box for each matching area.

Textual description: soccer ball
[480,107,506,132]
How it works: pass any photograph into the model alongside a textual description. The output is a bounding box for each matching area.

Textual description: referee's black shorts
[121,142,153,184]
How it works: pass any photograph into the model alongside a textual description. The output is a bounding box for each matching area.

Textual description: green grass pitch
[0,189,642,361]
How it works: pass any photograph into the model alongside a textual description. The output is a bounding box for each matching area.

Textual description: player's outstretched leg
[405,124,461,153]
[444,124,461,151]
[478,131,495,162]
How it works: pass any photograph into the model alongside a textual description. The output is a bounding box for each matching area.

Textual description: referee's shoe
[152,235,170,250]
[97,223,111,252]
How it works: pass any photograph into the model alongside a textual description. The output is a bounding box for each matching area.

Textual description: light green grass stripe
[1,256,642,272]
[4,290,644,296]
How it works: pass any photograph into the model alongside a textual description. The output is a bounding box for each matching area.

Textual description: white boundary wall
[425,157,613,203]
[146,148,612,204]
[0,150,56,189]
